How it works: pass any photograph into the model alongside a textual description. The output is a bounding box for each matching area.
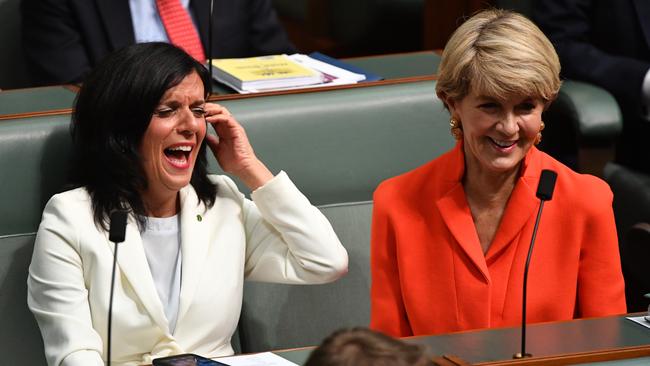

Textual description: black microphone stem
[107,243,119,366]
[517,199,545,359]
[107,210,126,366]
[208,0,214,84]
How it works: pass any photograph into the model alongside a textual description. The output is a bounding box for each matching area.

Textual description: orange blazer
[370,143,626,337]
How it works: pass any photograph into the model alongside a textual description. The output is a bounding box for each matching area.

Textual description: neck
[463,159,520,209]
[141,189,180,218]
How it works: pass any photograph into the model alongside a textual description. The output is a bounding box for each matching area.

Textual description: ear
[543,94,558,111]
[437,90,458,115]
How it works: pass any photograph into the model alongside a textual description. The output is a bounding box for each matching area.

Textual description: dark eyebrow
[190,99,206,107]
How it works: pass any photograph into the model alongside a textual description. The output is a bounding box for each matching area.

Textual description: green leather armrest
[552,80,623,147]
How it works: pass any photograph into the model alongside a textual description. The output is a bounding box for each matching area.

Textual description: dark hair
[304,327,435,366]
[70,42,216,231]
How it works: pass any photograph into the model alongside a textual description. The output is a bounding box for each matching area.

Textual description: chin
[484,157,524,173]
[163,174,194,192]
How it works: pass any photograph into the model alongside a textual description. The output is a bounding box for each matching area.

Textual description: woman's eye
[518,103,536,112]
[479,103,499,110]
[154,108,175,118]
[192,107,206,117]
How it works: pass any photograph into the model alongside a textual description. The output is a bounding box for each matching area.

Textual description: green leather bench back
[221,81,454,352]
[0,80,452,361]
[0,115,72,365]
[214,80,449,204]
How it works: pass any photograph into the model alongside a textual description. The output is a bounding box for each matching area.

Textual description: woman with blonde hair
[370,9,625,337]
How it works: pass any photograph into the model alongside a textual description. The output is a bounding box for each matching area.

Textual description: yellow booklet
[210,55,322,92]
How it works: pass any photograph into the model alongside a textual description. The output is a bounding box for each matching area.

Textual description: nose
[497,112,519,136]
[176,107,201,136]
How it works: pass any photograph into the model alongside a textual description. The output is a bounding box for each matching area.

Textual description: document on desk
[216,352,299,366]
[626,315,650,329]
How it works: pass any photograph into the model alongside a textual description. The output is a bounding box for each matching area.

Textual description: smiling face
[139,71,206,211]
[447,90,544,177]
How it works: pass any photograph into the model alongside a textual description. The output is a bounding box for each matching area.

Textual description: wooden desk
[271,315,650,365]
[0,52,440,120]
[0,85,77,119]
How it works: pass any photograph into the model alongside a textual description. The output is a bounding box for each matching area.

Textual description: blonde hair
[436,9,561,106]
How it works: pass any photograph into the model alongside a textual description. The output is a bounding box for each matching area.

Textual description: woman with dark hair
[27,42,348,366]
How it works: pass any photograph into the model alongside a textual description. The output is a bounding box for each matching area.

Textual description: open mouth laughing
[163,143,194,169]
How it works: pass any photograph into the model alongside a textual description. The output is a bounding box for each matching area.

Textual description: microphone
[107,210,127,366]
[513,169,557,359]
[208,0,214,83]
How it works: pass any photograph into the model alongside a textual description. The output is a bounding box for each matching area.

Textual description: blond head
[436,9,561,107]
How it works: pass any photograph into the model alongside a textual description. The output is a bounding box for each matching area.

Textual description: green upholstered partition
[216,80,450,204]
[217,80,454,352]
[0,115,72,365]
[0,115,73,236]
[604,163,650,312]
[548,80,622,147]
[238,203,373,353]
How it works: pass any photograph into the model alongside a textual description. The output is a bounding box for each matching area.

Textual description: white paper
[288,54,366,83]
[216,352,299,366]
[626,315,650,329]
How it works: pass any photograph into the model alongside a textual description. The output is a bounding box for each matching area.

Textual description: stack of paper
[210,55,323,93]
[209,54,371,94]
[288,54,365,87]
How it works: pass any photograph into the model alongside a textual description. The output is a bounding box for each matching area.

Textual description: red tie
[155,0,206,62]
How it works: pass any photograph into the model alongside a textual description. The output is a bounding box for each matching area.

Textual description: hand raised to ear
[204,103,273,190]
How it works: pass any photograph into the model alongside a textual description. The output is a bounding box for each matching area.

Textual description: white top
[141,215,182,334]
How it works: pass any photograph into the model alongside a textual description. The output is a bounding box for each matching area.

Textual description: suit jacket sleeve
[533,0,650,106]
[576,180,627,316]
[231,171,348,283]
[369,184,413,337]
[27,194,104,366]
[21,0,93,85]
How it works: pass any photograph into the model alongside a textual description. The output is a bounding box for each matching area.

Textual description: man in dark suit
[21,0,296,86]
[533,0,650,174]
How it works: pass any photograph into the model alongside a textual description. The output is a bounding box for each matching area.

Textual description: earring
[534,121,545,145]
[450,118,463,140]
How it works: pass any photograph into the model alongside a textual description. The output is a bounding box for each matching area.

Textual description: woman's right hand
[204,103,273,190]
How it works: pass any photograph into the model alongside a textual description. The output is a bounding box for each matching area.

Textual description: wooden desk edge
[475,344,650,366]
[208,74,436,101]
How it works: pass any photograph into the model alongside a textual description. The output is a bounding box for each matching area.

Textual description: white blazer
[28,172,348,366]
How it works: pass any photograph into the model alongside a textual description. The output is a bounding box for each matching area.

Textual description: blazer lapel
[485,179,537,260]
[434,142,490,282]
[95,0,136,49]
[486,148,541,260]
[436,184,490,283]
[112,215,169,331]
[176,185,213,323]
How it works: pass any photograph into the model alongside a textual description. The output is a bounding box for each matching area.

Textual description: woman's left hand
[204,103,273,190]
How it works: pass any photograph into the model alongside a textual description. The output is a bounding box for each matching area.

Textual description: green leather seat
[221,81,453,352]
[0,115,72,365]
[604,163,650,312]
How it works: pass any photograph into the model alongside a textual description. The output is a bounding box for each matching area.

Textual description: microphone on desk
[107,210,127,366]
[513,169,557,359]
[207,0,214,81]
